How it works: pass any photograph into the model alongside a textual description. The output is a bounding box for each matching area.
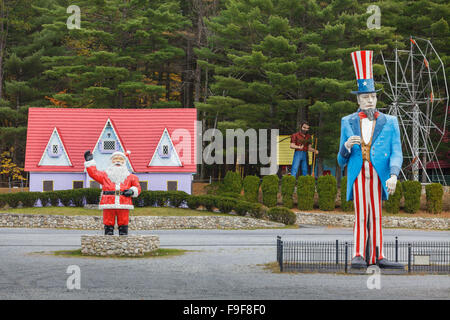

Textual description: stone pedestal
[81,235,160,257]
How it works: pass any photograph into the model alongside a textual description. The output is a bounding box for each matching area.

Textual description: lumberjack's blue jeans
[291,150,308,177]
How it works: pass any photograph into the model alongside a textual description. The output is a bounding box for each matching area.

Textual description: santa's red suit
[84,159,141,227]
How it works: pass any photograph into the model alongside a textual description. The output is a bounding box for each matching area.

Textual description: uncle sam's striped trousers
[352,160,384,264]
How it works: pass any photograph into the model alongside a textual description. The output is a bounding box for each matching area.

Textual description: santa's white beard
[105,164,130,184]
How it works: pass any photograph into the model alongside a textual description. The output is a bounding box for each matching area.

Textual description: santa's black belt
[102,191,126,196]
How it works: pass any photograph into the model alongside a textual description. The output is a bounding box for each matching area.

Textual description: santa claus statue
[84,150,141,235]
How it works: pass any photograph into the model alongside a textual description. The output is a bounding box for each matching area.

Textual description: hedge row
[317,175,337,211]
[297,176,315,210]
[267,207,297,225]
[340,176,353,212]
[243,175,260,202]
[186,195,265,219]
[261,175,279,207]
[425,183,443,214]
[223,171,243,194]
[0,188,297,225]
[281,175,296,209]
[384,181,403,214]
[402,181,422,213]
[0,189,102,208]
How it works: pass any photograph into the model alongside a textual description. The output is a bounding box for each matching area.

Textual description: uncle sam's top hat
[350,50,381,94]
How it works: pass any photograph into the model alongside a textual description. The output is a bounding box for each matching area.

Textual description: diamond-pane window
[52,145,58,154]
[103,140,116,150]
[163,145,169,155]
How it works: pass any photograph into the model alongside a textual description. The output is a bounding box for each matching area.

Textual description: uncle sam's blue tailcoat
[337,110,403,201]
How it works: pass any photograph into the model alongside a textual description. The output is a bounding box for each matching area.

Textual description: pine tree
[196,0,399,176]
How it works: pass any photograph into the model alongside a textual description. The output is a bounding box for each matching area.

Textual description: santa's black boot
[118,225,128,236]
[104,225,114,235]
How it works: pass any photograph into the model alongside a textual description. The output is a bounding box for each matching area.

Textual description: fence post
[277,236,281,267]
[279,238,284,272]
[336,240,339,265]
[395,236,398,262]
[344,242,348,273]
[408,243,412,273]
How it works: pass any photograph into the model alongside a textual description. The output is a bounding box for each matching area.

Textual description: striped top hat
[350,50,381,94]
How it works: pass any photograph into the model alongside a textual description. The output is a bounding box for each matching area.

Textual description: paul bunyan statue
[84,150,141,236]
[338,50,404,270]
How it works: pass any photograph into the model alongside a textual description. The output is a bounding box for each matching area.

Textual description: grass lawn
[0,206,230,217]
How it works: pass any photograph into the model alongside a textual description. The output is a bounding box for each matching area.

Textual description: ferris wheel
[380,36,449,185]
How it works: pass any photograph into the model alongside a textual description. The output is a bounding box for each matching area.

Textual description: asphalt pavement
[0,226,448,300]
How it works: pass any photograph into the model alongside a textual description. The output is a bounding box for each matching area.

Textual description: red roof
[426,160,450,169]
[25,108,197,173]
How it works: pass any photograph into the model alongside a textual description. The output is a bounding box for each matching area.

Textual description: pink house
[25,108,197,193]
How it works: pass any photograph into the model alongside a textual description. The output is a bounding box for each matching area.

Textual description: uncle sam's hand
[386,175,398,195]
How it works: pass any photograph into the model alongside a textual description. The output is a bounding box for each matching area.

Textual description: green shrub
[402,180,421,213]
[7,192,39,207]
[195,195,217,211]
[281,175,296,208]
[85,188,101,205]
[72,189,86,207]
[261,175,279,207]
[186,195,201,209]
[204,181,225,195]
[216,191,243,200]
[247,202,266,219]
[243,175,260,202]
[58,190,73,207]
[215,196,238,214]
[340,176,354,212]
[297,175,315,210]
[267,207,297,225]
[234,201,265,218]
[317,175,337,211]
[3,193,21,208]
[425,183,443,214]
[166,191,189,207]
[384,181,403,214]
[223,171,243,194]
[46,191,60,206]
[0,194,6,208]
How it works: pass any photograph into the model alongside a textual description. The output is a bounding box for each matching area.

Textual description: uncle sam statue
[338,50,404,269]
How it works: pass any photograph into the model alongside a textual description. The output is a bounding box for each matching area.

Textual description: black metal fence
[276,236,450,274]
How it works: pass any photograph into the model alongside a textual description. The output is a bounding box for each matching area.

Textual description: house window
[159,143,170,158]
[47,143,61,158]
[167,181,177,191]
[139,181,148,191]
[103,140,116,151]
[43,180,54,192]
[90,181,100,189]
[73,181,84,189]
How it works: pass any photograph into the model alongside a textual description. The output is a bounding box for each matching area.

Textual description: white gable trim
[92,118,135,172]
[148,128,182,167]
[38,127,72,166]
